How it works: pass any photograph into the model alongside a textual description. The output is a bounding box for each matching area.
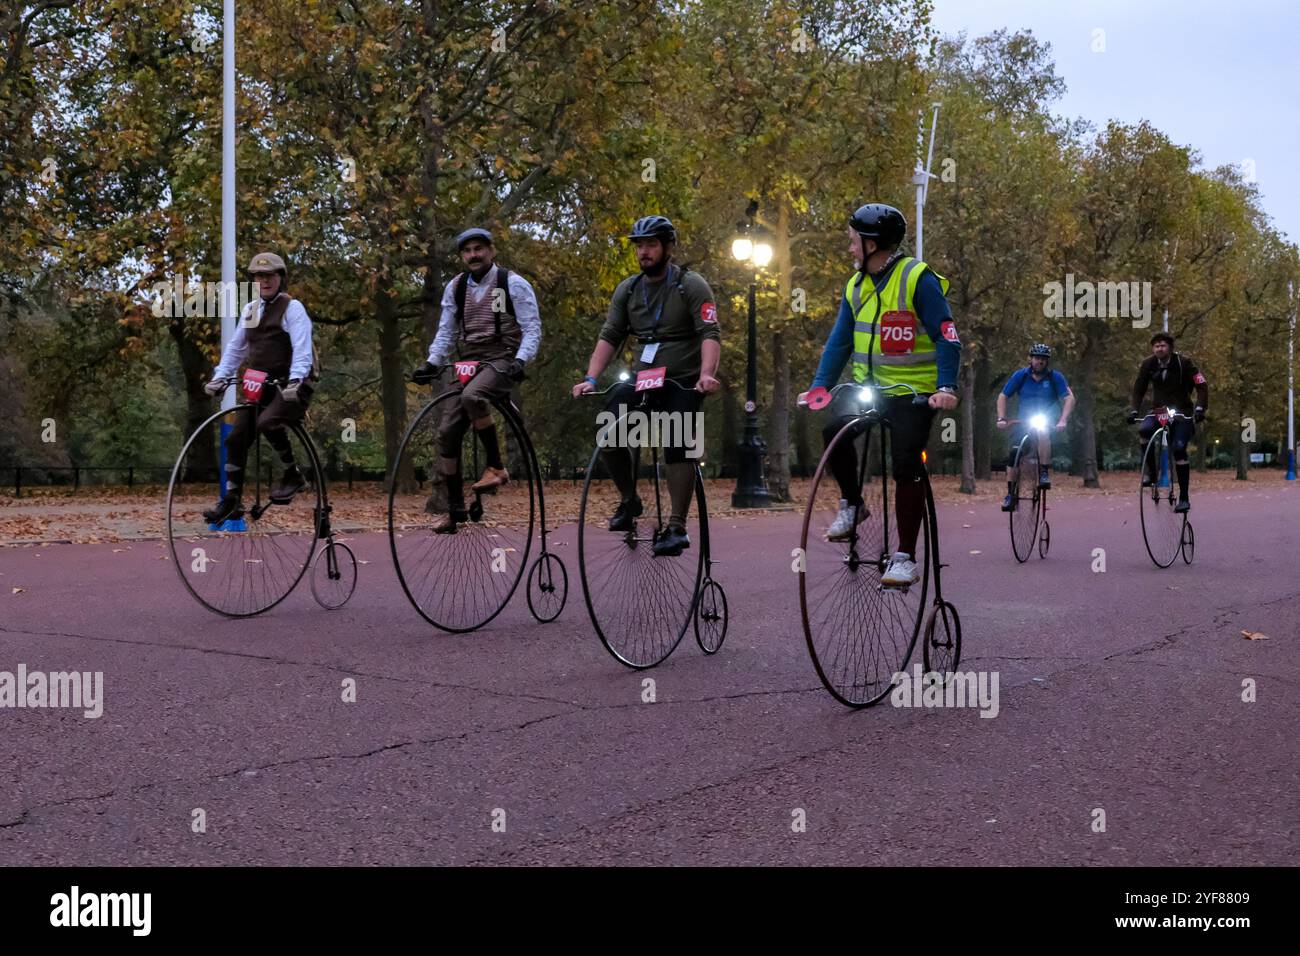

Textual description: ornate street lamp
[730,204,773,508]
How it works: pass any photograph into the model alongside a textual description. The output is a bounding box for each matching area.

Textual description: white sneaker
[881,551,919,588]
[826,499,861,541]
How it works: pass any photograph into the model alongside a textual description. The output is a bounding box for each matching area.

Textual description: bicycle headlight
[859,386,875,404]
[618,370,631,382]
[1030,413,1048,432]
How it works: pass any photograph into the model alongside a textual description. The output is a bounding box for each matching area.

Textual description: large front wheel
[167,404,322,617]
[578,442,704,669]
[1139,430,1182,568]
[1009,435,1041,563]
[388,389,536,632]
[799,416,929,707]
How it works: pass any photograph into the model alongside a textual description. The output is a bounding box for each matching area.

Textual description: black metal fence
[2,462,393,497]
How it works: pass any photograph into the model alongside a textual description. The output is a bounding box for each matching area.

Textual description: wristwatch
[937,386,957,395]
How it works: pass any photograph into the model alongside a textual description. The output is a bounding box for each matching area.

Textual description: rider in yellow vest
[798,203,961,587]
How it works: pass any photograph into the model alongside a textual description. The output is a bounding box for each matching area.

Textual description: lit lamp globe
[731,237,753,262]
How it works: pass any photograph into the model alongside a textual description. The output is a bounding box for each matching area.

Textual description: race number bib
[635,366,667,392]
[241,369,268,401]
[1155,406,1170,426]
[454,361,480,384]
[879,311,917,355]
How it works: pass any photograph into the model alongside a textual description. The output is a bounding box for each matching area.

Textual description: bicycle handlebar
[1134,408,1196,423]
[410,359,514,385]
[210,375,289,395]
[798,380,931,410]
[576,374,702,398]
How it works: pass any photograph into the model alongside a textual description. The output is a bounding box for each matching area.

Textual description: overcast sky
[928,0,1299,244]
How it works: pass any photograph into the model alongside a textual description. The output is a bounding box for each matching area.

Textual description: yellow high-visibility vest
[847,256,949,391]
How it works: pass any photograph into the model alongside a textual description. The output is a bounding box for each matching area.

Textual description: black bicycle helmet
[1028,343,1052,358]
[849,203,906,249]
[627,215,677,244]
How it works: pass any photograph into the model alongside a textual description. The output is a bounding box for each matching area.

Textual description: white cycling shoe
[881,551,919,588]
[825,499,862,541]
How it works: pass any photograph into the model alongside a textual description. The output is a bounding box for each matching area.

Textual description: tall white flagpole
[221,0,236,412]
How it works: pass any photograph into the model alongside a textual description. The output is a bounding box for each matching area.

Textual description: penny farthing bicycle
[166,375,358,616]
[1138,406,1195,568]
[388,359,567,631]
[798,382,960,707]
[1005,414,1052,562]
[576,368,728,668]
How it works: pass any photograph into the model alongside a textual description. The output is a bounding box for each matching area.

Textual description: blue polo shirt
[1003,366,1069,417]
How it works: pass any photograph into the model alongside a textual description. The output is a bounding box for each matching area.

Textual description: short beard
[640,257,669,278]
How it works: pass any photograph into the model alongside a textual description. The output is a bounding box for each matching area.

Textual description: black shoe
[1142,474,1155,488]
[269,465,307,503]
[1038,467,1051,489]
[652,523,691,557]
[203,492,244,524]
[1001,493,1016,512]
[432,506,468,533]
[1174,497,1190,513]
[608,497,643,532]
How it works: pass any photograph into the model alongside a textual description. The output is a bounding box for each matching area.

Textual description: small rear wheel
[694,578,728,654]
[527,552,568,623]
[921,599,962,675]
[1038,518,1051,559]
[311,540,358,609]
[1181,521,1195,565]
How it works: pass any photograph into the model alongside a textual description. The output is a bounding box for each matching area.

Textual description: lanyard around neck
[641,265,676,334]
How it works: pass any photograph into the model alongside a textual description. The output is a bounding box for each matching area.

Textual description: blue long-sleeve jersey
[809,267,960,390]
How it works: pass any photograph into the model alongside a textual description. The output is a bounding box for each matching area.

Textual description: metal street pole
[222,0,235,403]
[1289,280,1295,480]
[215,0,242,529]
[732,276,771,508]
[912,103,940,260]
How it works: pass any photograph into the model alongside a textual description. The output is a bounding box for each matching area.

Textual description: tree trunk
[973,346,992,480]
[1236,395,1249,480]
[378,283,415,492]
[720,380,739,477]
[1076,320,1103,487]
[959,355,976,493]
[169,317,218,481]
[794,399,811,477]
[768,329,791,501]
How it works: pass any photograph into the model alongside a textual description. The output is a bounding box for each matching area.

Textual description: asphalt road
[1,480,1295,865]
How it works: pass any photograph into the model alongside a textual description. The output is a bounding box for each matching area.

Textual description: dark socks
[476,423,503,469]
[895,478,925,557]
[602,448,637,502]
[665,461,695,527]
[1175,462,1189,498]
[444,471,464,509]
